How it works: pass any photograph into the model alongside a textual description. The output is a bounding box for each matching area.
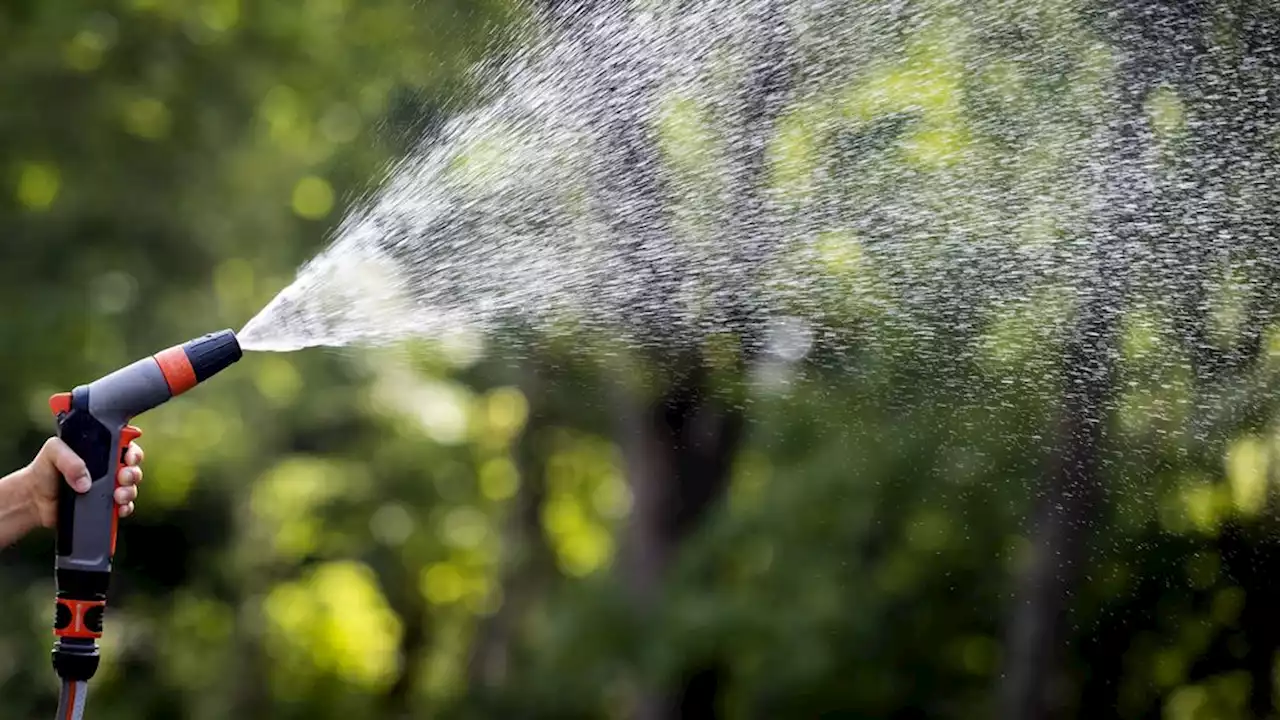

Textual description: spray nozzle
[181,329,242,381]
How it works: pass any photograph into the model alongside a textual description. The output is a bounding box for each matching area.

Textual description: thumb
[38,438,92,493]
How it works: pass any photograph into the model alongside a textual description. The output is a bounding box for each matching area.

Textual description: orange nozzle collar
[154,346,197,395]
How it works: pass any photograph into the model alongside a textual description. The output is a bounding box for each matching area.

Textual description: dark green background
[3,1,1280,719]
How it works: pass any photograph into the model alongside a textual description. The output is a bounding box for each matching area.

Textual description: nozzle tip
[182,329,242,382]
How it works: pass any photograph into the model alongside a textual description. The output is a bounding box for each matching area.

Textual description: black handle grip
[50,387,118,683]
[53,388,116,564]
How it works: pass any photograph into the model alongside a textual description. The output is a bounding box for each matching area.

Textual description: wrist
[0,467,41,545]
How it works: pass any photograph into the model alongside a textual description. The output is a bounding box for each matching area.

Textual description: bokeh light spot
[292,176,335,219]
[16,162,60,211]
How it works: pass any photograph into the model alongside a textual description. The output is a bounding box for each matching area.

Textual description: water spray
[47,330,242,720]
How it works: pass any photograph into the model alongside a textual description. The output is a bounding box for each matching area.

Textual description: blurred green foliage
[4,1,1280,720]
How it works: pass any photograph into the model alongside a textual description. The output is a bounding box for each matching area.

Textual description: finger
[124,442,144,467]
[116,465,142,487]
[114,485,138,506]
[40,437,91,493]
[119,501,135,519]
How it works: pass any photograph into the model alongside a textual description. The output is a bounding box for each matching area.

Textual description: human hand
[25,436,144,528]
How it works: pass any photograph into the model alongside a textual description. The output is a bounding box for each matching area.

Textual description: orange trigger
[121,425,142,446]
